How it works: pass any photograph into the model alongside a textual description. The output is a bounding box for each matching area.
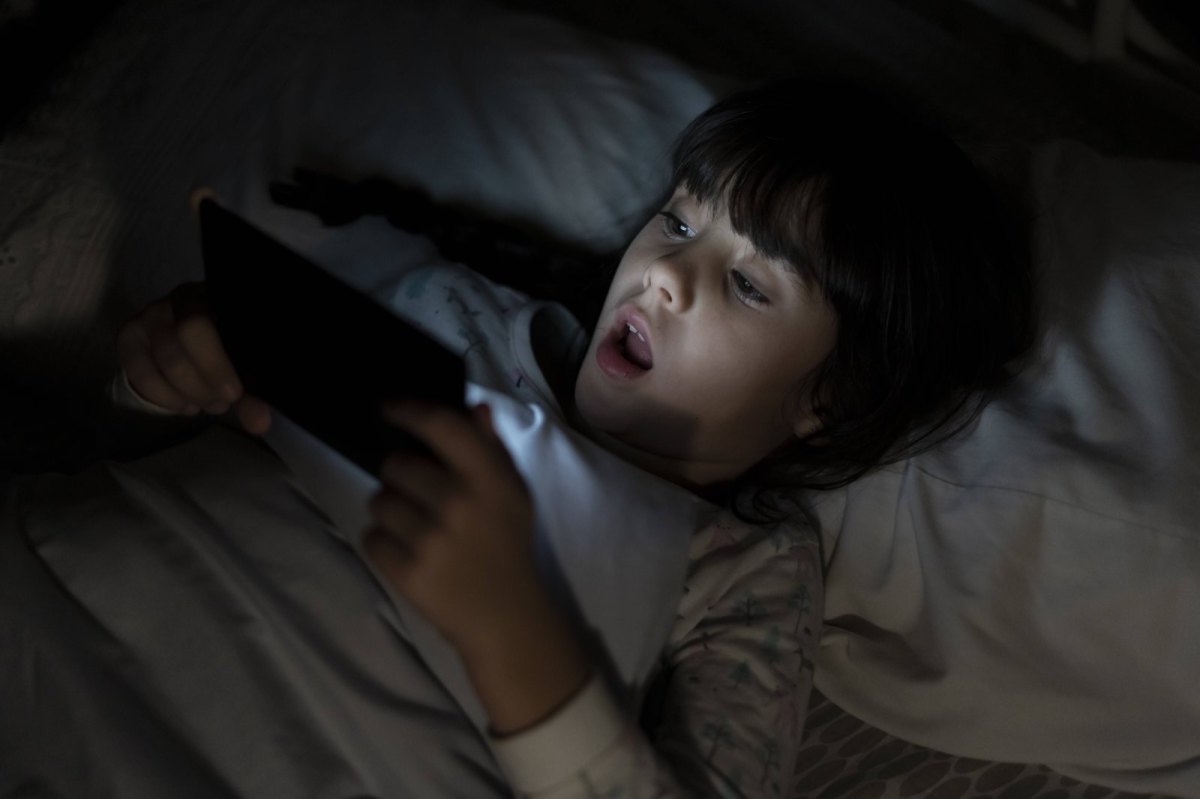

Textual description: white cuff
[486,674,627,794]
[109,369,178,416]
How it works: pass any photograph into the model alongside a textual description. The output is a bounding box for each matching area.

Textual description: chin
[573,374,633,434]
[572,378,612,428]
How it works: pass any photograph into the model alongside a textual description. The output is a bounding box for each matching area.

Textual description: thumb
[235,394,273,436]
[472,403,495,437]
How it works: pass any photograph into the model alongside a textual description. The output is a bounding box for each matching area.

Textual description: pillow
[812,140,1200,796]
[0,0,719,397]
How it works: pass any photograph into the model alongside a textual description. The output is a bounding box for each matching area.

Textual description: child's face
[572,188,837,489]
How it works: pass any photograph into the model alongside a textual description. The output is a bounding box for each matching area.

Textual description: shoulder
[674,508,822,643]
[688,507,820,576]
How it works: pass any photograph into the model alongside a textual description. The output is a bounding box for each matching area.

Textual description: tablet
[197,197,465,474]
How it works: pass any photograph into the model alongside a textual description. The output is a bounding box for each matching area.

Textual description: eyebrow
[758,253,809,288]
[672,191,817,293]
[765,257,828,310]
[667,192,710,223]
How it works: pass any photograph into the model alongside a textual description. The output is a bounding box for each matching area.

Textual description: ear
[788,389,824,441]
[789,373,831,442]
[792,410,822,441]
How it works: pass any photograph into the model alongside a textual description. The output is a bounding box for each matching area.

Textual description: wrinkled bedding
[4,0,1200,797]
[2,374,710,796]
[2,424,511,797]
[811,141,1200,797]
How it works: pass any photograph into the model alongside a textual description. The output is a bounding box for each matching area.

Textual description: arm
[482,521,821,798]
[363,403,819,799]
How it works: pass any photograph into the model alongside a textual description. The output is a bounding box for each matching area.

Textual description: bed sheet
[2,367,711,796]
[1,424,511,797]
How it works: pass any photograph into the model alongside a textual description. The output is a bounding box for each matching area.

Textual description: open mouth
[596,311,654,378]
[618,321,654,369]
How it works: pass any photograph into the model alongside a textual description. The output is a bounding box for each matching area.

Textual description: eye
[657,211,695,241]
[730,270,769,306]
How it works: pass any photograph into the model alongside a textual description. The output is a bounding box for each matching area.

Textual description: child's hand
[116,281,272,435]
[364,402,546,656]
[367,401,593,734]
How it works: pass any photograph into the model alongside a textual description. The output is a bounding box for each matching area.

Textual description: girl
[110,79,1034,796]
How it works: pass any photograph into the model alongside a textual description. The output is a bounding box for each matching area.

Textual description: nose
[643,256,693,311]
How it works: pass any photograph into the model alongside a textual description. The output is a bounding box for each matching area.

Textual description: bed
[2,0,1198,797]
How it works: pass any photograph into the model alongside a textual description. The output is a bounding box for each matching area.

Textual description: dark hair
[669,79,1037,526]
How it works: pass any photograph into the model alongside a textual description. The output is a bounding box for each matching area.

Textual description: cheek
[712,354,786,414]
[687,329,815,418]
[661,334,764,416]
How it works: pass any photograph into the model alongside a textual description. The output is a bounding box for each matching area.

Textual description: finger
[167,283,235,410]
[175,313,243,403]
[148,330,226,412]
[378,452,456,514]
[368,489,433,543]
[362,525,415,587]
[135,296,176,332]
[382,403,510,485]
[189,186,219,216]
[121,357,200,414]
[234,394,272,436]
[472,403,495,437]
[116,325,198,413]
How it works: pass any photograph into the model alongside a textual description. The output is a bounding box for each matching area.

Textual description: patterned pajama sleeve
[488,517,824,798]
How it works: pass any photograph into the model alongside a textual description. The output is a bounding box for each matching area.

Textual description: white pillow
[813,140,1200,796]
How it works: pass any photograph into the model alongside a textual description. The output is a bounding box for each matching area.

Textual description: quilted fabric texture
[795,693,1177,799]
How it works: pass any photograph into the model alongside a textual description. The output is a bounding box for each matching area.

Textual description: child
[108,79,1034,797]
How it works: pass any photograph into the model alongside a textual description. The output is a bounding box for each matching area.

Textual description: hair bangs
[670,109,826,289]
